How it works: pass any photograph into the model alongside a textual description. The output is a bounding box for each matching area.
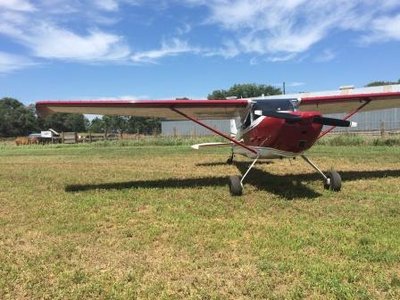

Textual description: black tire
[229,175,243,196]
[324,170,341,191]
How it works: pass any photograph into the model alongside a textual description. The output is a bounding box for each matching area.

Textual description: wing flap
[36,99,250,120]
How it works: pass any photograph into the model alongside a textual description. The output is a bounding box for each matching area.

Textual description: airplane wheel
[324,170,341,191]
[229,175,243,196]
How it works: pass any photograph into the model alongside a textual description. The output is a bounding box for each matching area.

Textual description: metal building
[162,119,230,136]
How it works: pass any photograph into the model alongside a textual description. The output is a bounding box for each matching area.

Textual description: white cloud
[0,0,400,72]
[27,25,130,61]
[267,53,298,62]
[314,49,336,62]
[196,0,355,55]
[34,0,80,14]
[0,20,131,62]
[361,14,400,43]
[288,82,305,87]
[204,40,240,59]
[0,0,35,12]
[176,23,192,35]
[0,1,136,64]
[183,0,400,61]
[92,0,119,11]
[131,38,201,63]
[0,51,36,73]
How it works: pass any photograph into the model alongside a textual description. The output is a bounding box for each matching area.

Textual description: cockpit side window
[242,111,252,129]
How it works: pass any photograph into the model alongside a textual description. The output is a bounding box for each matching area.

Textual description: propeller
[313,116,357,127]
[254,110,357,128]
[257,110,302,122]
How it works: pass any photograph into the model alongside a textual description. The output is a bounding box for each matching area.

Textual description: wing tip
[35,102,53,118]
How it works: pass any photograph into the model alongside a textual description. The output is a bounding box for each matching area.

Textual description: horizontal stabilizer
[191,142,232,150]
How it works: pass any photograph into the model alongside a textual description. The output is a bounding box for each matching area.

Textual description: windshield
[252,99,298,112]
[241,98,299,129]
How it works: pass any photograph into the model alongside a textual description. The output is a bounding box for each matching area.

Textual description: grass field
[1,141,400,299]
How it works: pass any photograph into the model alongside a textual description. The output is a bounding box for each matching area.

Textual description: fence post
[61,132,65,144]
[74,132,78,143]
[380,121,385,137]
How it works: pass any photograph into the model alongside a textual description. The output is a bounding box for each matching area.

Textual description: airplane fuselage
[234,99,324,159]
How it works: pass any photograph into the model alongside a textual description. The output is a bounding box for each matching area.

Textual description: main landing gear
[300,155,342,191]
[226,151,234,165]
[227,153,342,196]
[228,155,260,196]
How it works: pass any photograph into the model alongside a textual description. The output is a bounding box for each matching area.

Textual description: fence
[58,132,119,144]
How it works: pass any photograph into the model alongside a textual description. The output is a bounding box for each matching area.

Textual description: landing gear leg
[226,149,234,165]
[301,155,341,191]
[229,154,260,196]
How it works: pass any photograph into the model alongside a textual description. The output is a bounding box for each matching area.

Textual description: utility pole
[283,82,286,95]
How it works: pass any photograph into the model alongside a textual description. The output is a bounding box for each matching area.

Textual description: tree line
[0,97,162,137]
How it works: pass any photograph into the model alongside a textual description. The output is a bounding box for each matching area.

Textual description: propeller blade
[258,110,302,121]
[255,110,357,128]
[313,116,357,127]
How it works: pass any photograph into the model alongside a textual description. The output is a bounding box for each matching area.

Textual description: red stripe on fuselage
[242,111,323,154]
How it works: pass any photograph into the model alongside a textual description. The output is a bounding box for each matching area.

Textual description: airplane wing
[36,99,250,120]
[299,84,400,114]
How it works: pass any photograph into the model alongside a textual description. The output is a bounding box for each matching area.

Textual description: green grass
[316,133,400,147]
[1,142,400,299]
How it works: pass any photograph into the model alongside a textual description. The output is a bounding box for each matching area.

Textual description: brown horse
[15,136,40,146]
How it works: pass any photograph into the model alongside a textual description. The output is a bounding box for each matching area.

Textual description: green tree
[0,97,39,137]
[126,116,161,135]
[366,80,400,87]
[88,117,105,133]
[41,113,88,132]
[87,116,161,135]
[207,83,281,100]
[102,116,128,133]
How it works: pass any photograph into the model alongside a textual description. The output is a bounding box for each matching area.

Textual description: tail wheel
[324,170,341,191]
[229,175,243,196]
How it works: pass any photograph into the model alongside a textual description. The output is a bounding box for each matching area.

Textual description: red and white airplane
[36,84,400,195]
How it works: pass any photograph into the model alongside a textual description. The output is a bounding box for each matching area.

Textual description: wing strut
[318,99,371,139]
[171,107,258,155]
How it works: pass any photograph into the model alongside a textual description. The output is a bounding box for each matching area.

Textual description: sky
[0,0,400,105]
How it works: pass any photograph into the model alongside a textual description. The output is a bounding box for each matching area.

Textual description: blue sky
[1,0,400,105]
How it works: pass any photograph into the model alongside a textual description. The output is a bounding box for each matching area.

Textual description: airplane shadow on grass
[65,161,400,200]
